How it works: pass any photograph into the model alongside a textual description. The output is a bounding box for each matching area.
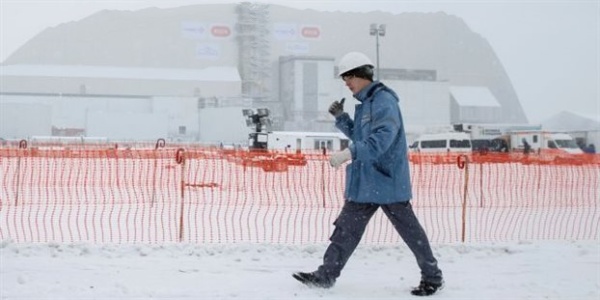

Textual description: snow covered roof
[0,64,241,82]
[450,86,501,107]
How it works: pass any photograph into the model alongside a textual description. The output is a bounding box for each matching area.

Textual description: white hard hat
[337,52,374,77]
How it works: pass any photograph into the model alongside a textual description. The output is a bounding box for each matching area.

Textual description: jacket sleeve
[353,93,401,161]
[335,112,354,140]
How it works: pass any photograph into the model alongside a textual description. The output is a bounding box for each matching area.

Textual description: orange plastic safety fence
[0,146,598,244]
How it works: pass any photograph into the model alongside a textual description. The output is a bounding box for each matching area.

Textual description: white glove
[329,148,352,168]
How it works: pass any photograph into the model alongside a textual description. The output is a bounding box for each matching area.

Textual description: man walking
[293,52,444,296]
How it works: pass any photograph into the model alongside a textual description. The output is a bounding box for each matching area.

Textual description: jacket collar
[354,81,382,103]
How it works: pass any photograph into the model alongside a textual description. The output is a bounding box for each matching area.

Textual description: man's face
[342,74,370,94]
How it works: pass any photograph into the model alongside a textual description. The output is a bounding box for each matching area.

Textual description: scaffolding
[236,3,270,101]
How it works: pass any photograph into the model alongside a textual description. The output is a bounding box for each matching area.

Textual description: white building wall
[282,58,335,131]
[315,61,335,120]
[198,106,251,145]
[291,59,335,116]
[0,102,52,139]
[153,97,200,140]
[57,97,153,129]
[459,106,502,123]
[86,111,168,141]
[1,94,198,141]
[292,61,304,113]
[392,81,450,130]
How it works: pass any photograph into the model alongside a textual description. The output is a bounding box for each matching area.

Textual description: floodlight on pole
[256,108,270,117]
[369,23,386,81]
[242,108,272,149]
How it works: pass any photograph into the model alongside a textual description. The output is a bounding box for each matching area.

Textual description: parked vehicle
[452,123,583,155]
[250,131,349,152]
[409,132,472,153]
[504,131,583,155]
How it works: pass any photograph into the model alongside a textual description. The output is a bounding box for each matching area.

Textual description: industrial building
[0,3,528,145]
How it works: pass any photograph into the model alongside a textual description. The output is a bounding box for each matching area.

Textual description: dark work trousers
[316,201,443,284]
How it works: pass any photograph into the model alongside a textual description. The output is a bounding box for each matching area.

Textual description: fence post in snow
[151,138,166,207]
[457,155,470,243]
[14,139,28,206]
[175,148,186,242]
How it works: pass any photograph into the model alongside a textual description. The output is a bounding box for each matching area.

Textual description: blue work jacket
[335,81,412,204]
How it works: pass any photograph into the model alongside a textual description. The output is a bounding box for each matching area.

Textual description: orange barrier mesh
[0,143,598,244]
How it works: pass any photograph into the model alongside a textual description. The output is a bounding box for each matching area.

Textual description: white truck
[452,123,583,155]
[250,131,349,152]
[504,131,583,155]
[453,123,542,151]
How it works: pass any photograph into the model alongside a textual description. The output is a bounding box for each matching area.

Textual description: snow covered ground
[1,239,598,299]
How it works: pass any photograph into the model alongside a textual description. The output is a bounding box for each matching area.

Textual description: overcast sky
[1,0,598,124]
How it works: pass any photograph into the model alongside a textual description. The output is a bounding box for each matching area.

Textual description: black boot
[411,280,444,296]
[292,272,335,288]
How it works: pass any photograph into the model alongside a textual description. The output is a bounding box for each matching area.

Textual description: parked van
[409,132,471,153]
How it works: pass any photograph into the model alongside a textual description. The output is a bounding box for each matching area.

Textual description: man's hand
[329,148,351,168]
[328,98,345,118]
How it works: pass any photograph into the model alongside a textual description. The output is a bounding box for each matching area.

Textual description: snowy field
[1,156,598,298]
[1,239,598,299]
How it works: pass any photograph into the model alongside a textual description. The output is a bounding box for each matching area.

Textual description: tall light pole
[370,23,386,81]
